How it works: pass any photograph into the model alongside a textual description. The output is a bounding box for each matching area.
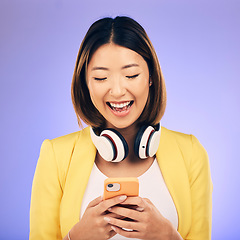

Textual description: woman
[30,16,212,240]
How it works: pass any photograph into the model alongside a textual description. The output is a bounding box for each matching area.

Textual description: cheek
[133,80,149,100]
[87,82,98,107]
[88,82,106,107]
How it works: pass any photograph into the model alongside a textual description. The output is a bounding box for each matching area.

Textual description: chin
[106,120,137,130]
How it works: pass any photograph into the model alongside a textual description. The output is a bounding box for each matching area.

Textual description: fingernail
[119,195,127,201]
[136,207,144,211]
[104,217,111,223]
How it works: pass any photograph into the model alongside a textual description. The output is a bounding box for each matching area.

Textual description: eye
[126,74,139,79]
[94,77,107,81]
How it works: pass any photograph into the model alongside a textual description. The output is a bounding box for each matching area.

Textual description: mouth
[106,101,134,112]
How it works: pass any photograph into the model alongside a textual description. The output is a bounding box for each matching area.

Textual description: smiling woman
[30,16,212,240]
[71,17,166,130]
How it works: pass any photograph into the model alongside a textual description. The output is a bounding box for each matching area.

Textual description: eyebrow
[122,63,139,69]
[91,63,140,71]
[91,66,109,71]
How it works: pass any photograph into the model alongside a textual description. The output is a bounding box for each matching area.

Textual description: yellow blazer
[30,126,212,239]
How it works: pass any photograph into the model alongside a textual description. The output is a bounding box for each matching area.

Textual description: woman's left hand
[104,196,183,240]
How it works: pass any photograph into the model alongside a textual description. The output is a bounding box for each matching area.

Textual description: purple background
[0,0,239,239]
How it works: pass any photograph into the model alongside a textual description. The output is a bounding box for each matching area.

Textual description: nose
[109,78,126,98]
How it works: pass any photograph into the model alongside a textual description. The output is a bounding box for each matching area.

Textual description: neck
[112,123,138,151]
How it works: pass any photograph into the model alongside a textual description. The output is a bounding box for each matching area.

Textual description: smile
[107,101,134,112]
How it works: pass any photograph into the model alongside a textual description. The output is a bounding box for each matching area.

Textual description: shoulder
[161,126,209,171]
[161,126,192,143]
[161,126,192,153]
[37,127,93,189]
[50,126,90,145]
[47,126,92,160]
[161,126,207,152]
[41,127,91,169]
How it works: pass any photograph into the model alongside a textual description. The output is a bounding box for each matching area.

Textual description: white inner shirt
[80,159,178,240]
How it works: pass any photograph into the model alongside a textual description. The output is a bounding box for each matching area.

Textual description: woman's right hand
[66,195,128,240]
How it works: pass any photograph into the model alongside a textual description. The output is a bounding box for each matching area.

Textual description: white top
[80,159,178,239]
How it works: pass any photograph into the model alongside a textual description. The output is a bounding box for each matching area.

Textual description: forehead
[88,43,147,70]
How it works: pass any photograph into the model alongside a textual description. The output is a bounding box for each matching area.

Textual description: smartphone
[103,177,139,200]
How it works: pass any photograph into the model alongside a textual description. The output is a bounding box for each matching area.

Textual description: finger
[108,229,117,239]
[106,212,126,220]
[97,195,127,214]
[117,204,144,212]
[87,195,103,208]
[108,205,142,221]
[142,198,154,211]
[111,225,140,239]
[118,196,146,210]
[142,197,153,205]
[102,225,117,239]
[104,216,141,232]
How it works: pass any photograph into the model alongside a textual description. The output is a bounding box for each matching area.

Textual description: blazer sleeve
[185,135,213,240]
[30,139,63,240]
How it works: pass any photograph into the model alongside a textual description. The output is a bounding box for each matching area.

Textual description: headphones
[90,122,161,162]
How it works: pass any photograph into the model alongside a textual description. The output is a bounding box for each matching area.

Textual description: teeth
[109,101,131,108]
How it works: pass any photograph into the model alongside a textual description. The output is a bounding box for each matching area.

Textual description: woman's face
[87,43,150,129]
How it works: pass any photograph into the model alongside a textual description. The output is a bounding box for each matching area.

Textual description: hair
[71,16,167,129]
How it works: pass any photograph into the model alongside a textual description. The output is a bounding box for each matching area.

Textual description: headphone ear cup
[147,130,161,157]
[134,123,161,159]
[145,122,161,157]
[100,129,129,162]
[134,125,152,159]
[90,128,115,161]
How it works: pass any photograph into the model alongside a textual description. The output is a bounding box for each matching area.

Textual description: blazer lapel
[60,127,96,237]
[156,127,191,237]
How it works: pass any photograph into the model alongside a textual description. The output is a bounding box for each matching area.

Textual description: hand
[67,195,128,240]
[105,197,182,240]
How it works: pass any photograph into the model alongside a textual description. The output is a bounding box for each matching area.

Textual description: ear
[149,77,153,86]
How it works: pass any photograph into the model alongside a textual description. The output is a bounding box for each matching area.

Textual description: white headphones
[90,122,161,162]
